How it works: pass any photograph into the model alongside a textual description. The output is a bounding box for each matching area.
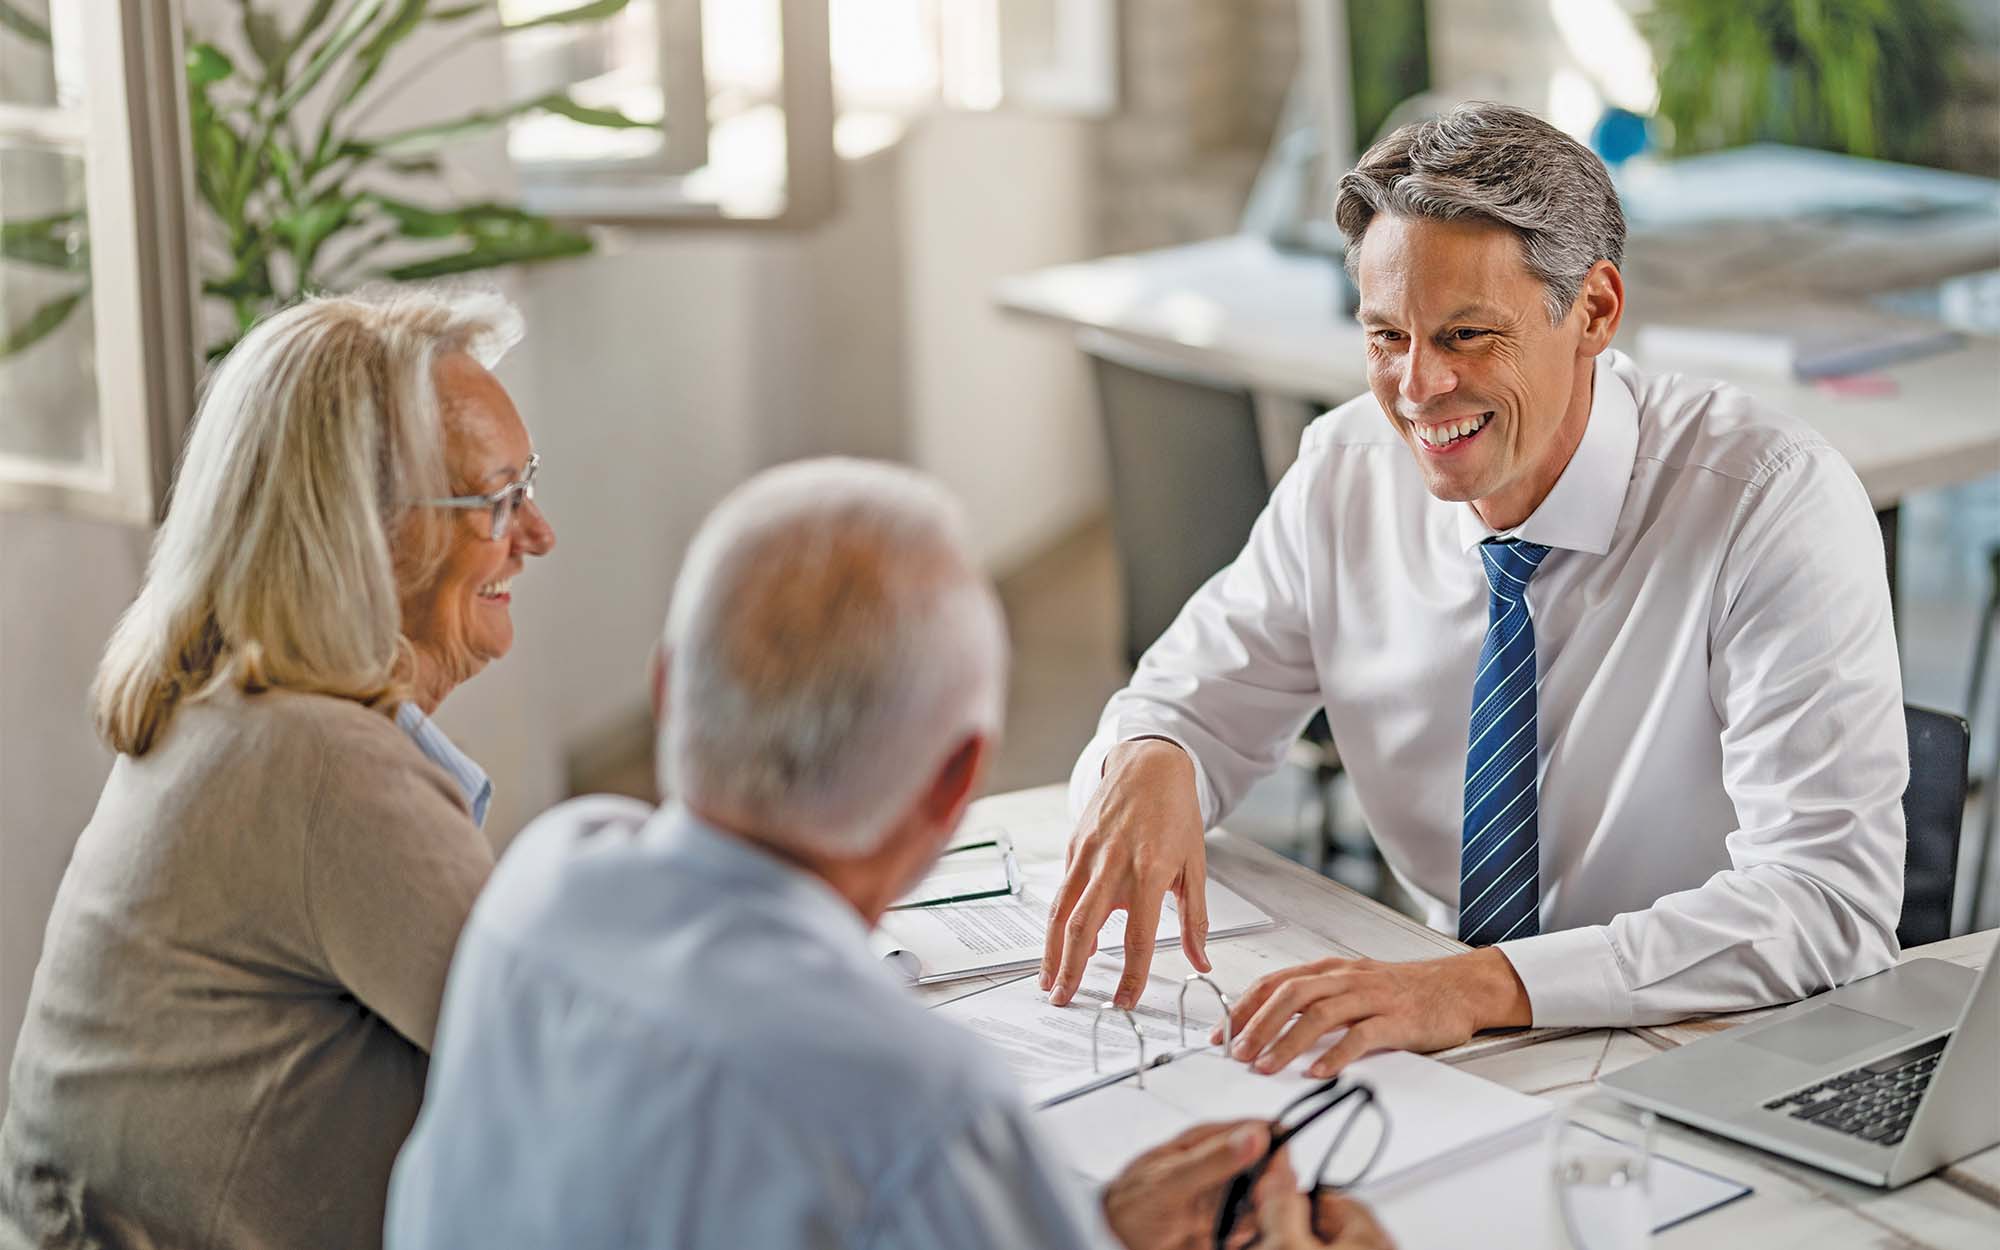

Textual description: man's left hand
[1210,948,1533,1078]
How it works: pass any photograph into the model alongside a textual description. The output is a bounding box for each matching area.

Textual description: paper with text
[935,960,1229,1106]
[870,863,1272,986]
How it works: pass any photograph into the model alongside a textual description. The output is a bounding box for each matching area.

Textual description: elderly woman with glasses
[0,286,555,1250]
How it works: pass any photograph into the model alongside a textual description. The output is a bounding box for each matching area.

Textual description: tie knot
[1479,539,1551,601]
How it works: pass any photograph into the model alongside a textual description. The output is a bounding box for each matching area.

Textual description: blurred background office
[0,0,1995,1109]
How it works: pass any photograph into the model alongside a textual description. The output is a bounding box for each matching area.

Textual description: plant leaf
[278,0,388,112]
[0,289,87,361]
[338,0,431,108]
[241,4,288,78]
[382,229,592,281]
[0,0,50,45]
[430,2,491,21]
[273,196,358,248]
[0,209,88,272]
[187,41,236,88]
[359,90,653,155]
[499,0,631,35]
[360,191,479,238]
[538,95,654,129]
[286,0,344,56]
[382,154,445,177]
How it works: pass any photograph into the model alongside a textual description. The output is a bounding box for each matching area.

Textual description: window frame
[0,0,199,527]
[513,0,835,231]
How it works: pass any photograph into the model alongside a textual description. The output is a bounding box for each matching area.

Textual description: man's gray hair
[1335,102,1626,323]
[661,458,1009,856]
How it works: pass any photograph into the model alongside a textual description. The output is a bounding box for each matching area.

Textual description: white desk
[995,233,2000,511]
[939,785,2000,1249]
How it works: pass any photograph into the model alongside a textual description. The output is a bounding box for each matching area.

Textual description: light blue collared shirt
[395,703,491,828]
[386,801,1112,1250]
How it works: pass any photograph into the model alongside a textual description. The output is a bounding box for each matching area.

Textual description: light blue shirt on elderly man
[385,797,1113,1249]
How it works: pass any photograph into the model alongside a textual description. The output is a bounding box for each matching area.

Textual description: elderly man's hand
[1265,1192,1398,1249]
[1212,949,1532,1077]
[1042,739,1211,1009]
[1257,1152,1399,1249]
[1102,1121,1301,1250]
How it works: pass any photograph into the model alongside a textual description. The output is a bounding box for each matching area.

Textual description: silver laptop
[1599,956,1999,1188]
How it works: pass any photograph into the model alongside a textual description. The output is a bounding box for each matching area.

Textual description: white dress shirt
[1071,350,1907,1028]
[387,799,1114,1250]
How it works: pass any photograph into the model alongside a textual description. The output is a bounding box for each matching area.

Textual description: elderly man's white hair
[661,458,1009,856]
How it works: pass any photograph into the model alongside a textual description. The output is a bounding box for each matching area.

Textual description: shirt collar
[1456,349,1639,556]
[395,702,493,828]
[643,803,880,974]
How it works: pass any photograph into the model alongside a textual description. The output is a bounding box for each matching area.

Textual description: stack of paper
[870,863,1272,986]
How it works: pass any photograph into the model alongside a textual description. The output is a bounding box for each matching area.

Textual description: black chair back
[1088,343,1271,668]
[1899,705,1969,947]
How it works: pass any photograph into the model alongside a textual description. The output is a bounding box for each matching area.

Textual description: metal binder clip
[1179,973,1233,1049]
[1091,1003,1148,1088]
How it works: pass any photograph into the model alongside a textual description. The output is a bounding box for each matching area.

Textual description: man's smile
[1409,410,1494,454]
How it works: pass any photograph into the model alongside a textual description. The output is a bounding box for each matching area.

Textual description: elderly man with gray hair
[1045,102,1906,1077]
[385,458,1392,1249]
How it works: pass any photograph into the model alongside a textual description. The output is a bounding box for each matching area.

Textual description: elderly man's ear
[1577,259,1625,354]
[921,735,991,834]
[650,646,670,725]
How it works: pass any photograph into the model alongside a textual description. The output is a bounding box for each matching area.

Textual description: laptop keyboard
[1761,1035,1950,1148]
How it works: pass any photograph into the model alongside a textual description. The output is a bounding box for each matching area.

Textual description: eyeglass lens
[489,481,534,541]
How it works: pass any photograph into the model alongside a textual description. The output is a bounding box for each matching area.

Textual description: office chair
[1960,544,2000,930]
[1087,338,1269,669]
[1899,705,1970,948]
[1085,336,1360,879]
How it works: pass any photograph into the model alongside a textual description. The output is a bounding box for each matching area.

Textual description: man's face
[1356,215,1593,526]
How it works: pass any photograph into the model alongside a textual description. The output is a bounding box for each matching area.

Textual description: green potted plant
[1,0,645,361]
[1644,0,1965,162]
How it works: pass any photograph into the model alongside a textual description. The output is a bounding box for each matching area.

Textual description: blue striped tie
[1459,539,1552,947]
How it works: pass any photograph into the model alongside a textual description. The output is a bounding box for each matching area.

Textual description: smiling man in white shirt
[1042,102,1907,1078]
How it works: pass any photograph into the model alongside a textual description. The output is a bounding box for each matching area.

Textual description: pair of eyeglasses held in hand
[887,832,1023,910]
[1211,1076,1391,1249]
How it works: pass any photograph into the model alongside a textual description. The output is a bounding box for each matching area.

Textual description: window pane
[0,139,98,474]
[0,0,68,108]
[502,0,671,168]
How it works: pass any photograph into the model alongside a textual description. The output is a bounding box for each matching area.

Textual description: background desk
[934,785,2000,1249]
[994,233,2000,517]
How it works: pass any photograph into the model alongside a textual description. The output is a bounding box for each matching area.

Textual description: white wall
[901,109,1105,572]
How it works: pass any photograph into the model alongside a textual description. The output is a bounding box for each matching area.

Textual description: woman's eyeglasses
[1211,1077,1390,1249]
[417,453,540,541]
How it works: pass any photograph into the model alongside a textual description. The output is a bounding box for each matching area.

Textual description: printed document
[871,862,1272,986]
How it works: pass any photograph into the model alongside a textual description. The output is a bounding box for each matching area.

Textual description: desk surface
[941,784,2000,1249]
[996,234,2000,508]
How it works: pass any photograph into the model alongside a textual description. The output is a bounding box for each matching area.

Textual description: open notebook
[870,862,1272,987]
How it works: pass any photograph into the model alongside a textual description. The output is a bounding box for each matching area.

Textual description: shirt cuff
[1497,925,1630,1027]
[1068,728,1219,828]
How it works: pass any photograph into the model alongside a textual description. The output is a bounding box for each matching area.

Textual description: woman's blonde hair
[94,284,523,756]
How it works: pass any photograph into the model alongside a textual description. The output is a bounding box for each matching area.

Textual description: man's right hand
[1041,738,1210,1009]
[1258,1151,1399,1249]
